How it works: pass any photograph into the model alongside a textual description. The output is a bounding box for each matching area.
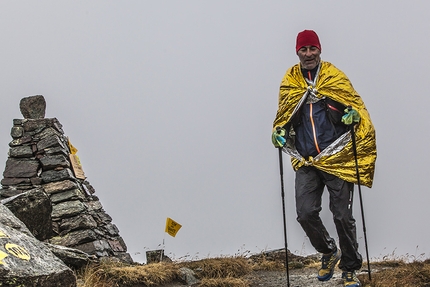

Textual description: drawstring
[307,70,321,154]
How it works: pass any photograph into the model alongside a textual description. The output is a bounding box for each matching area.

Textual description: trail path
[163,267,370,287]
[246,268,345,287]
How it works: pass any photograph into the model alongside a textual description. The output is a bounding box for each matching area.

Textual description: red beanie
[296,30,321,52]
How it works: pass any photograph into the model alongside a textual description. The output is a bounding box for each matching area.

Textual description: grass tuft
[77,259,180,287]
[359,260,430,287]
[181,256,252,279]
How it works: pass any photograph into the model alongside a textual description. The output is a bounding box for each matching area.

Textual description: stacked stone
[0,95,133,264]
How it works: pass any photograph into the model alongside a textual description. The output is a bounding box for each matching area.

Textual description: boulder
[179,267,200,286]
[1,188,53,241]
[0,204,76,286]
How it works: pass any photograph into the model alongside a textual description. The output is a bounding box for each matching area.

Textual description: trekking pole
[348,107,372,281]
[278,147,291,287]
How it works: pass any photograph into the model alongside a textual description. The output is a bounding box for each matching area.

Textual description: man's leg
[295,166,336,254]
[296,166,341,281]
[322,171,362,272]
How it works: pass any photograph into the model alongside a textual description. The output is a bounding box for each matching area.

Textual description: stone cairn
[0,95,133,263]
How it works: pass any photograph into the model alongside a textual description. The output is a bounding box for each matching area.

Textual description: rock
[43,180,79,195]
[51,200,86,219]
[44,146,69,157]
[3,158,39,178]
[0,188,24,199]
[10,126,24,139]
[179,267,200,286]
[59,214,98,234]
[23,119,49,134]
[41,168,75,183]
[1,178,31,187]
[90,209,113,225]
[40,154,70,171]
[37,126,62,140]
[0,204,76,286]
[113,252,134,264]
[75,239,111,257]
[85,200,103,211]
[19,95,46,119]
[1,188,53,241]
[50,229,98,247]
[50,188,85,204]
[8,145,33,158]
[249,248,305,264]
[107,238,127,252]
[102,223,120,236]
[9,134,32,147]
[36,135,67,151]
[45,243,97,269]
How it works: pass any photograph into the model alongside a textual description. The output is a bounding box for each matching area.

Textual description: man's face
[297,46,321,70]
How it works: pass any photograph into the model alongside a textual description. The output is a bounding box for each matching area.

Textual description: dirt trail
[162,267,370,287]
[246,268,346,287]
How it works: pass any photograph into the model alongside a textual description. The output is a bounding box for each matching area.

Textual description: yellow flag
[67,138,78,155]
[165,217,182,237]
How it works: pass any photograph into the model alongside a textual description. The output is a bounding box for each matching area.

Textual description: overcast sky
[0,1,428,264]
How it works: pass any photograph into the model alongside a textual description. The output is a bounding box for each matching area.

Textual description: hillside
[75,249,430,287]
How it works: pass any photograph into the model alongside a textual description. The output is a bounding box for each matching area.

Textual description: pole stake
[350,124,372,281]
[278,147,290,287]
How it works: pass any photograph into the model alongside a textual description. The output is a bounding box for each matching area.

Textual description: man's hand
[272,127,286,148]
[341,106,360,125]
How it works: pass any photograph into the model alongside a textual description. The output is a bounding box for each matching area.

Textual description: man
[272,30,376,287]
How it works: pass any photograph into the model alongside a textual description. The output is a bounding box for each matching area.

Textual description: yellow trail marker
[5,243,30,261]
[0,250,8,265]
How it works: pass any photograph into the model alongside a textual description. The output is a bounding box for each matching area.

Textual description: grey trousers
[295,166,362,271]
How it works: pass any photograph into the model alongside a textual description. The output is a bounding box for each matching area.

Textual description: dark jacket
[293,67,347,158]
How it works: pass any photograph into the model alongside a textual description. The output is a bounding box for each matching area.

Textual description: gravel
[246,268,346,287]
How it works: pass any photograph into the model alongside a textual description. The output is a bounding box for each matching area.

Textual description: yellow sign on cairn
[67,138,86,180]
[165,218,182,237]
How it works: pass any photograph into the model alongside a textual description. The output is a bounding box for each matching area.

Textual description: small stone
[43,180,78,195]
[9,145,34,158]
[10,126,23,138]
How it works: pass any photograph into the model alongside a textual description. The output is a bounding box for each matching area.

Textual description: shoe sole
[317,273,334,282]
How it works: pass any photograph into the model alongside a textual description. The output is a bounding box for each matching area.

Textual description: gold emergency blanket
[273,61,377,188]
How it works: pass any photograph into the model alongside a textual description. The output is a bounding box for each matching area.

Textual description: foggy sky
[0,1,428,263]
